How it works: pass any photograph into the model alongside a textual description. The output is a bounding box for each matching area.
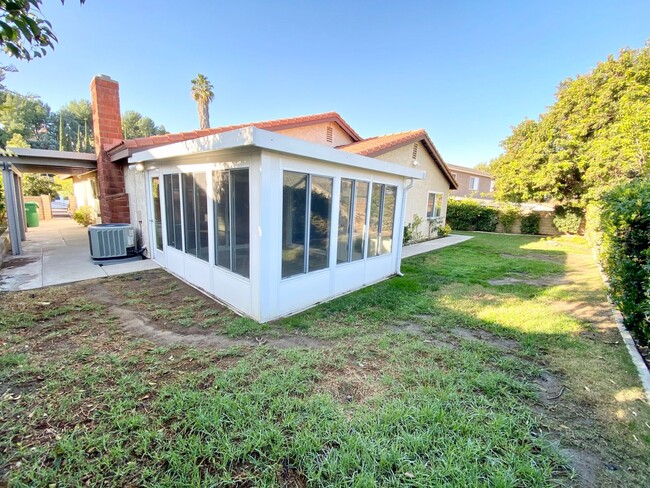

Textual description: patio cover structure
[1,148,96,255]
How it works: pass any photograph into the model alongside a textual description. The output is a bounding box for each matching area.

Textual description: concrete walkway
[402,234,473,258]
[0,218,158,291]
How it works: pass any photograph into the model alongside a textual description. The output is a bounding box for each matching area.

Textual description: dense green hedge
[446,199,498,232]
[553,205,583,234]
[601,179,650,345]
[520,213,541,235]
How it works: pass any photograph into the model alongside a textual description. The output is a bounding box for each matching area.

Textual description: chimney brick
[90,75,130,223]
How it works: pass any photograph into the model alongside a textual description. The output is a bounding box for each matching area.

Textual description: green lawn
[1,232,649,486]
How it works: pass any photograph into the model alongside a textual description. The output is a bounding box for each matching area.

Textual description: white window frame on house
[426,191,443,220]
[469,176,480,191]
[489,179,495,192]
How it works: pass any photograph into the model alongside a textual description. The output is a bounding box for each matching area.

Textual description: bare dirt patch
[489,273,571,286]
[501,252,563,263]
[83,271,328,350]
[449,326,521,352]
[316,362,385,405]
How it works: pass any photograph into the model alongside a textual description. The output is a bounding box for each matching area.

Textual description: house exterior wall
[449,167,494,199]
[275,122,355,148]
[375,142,450,238]
[71,172,100,219]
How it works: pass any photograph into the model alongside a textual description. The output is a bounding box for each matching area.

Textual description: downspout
[396,177,415,276]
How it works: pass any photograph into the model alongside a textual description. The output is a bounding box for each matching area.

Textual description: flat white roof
[129,126,425,180]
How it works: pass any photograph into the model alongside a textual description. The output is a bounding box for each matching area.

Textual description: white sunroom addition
[129,127,424,323]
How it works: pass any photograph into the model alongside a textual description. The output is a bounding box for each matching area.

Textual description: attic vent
[326,126,333,143]
[412,143,418,160]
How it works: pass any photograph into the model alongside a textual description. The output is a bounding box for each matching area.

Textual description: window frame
[469,176,480,191]
[426,191,444,220]
[281,170,333,279]
[213,168,250,279]
[337,178,371,264]
[366,182,397,259]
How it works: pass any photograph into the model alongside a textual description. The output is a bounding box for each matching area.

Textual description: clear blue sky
[5,0,650,167]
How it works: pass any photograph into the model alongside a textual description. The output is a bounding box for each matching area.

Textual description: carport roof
[3,148,97,175]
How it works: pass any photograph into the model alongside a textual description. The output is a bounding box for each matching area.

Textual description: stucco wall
[276,122,355,148]
[72,172,100,217]
[376,141,450,238]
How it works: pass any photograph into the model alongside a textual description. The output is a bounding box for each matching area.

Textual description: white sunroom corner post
[254,150,279,323]
[396,178,414,276]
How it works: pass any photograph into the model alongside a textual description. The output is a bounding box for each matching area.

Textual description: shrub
[601,179,650,345]
[553,205,583,234]
[73,206,96,227]
[520,212,540,235]
[475,207,498,232]
[446,199,497,231]
[402,224,412,245]
[403,214,424,244]
[498,204,520,233]
[585,202,603,258]
[438,224,452,237]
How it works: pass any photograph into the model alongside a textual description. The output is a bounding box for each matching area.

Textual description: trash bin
[25,202,40,228]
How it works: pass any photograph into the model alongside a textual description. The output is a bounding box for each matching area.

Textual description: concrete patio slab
[0,218,159,291]
[402,234,473,258]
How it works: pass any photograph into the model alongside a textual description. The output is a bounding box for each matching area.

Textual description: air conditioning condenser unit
[88,223,138,260]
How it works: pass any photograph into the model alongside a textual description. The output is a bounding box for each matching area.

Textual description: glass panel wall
[163,174,182,250]
[213,169,250,278]
[309,176,332,272]
[337,178,353,264]
[282,172,308,278]
[337,179,369,263]
[151,177,163,251]
[282,171,333,278]
[214,171,231,269]
[232,170,250,278]
[367,184,382,257]
[379,185,396,255]
[352,181,369,261]
[182,172,209,262]
[367,183,397,258]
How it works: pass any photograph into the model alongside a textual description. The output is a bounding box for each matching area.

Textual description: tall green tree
[492,44,650,207]
[0,92,50,144]
[121,110,167,139]
[190,74,214,129]
[0,0,85,61]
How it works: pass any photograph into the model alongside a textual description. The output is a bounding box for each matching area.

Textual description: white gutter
[129,126,426,180]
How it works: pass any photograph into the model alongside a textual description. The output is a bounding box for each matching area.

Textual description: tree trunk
[198,102,210,129]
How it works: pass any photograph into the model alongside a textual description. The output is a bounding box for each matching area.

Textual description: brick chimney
[90,75,130,223]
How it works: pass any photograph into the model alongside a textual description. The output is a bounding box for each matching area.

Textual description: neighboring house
[447,164,494,199]
[66,170,100,216]
[69,75,456,322]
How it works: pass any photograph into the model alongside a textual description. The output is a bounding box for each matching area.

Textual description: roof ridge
[107,111,360,154]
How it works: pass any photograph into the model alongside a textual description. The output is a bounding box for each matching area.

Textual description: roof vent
[412,143,418,160]
[326,126,333,143]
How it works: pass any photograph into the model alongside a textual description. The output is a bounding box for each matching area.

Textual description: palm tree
[190,74,214,129]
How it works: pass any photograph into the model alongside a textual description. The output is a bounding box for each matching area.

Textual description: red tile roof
[337,129,427,157]
[107,112,361,156]
[339,130,458,189]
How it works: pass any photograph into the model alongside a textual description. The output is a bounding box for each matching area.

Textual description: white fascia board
[9,147,97,161]
[129,127,425,180]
